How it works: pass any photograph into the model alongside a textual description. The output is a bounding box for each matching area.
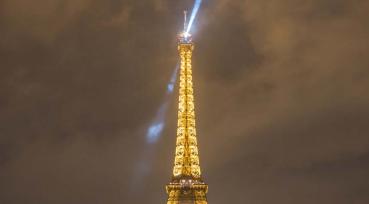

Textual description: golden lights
[165,39,208,204]
[172,42,201,179]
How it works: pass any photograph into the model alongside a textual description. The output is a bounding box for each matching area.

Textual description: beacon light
[186,0,202,34]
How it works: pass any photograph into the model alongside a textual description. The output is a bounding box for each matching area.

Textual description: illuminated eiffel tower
[165,12,208,204]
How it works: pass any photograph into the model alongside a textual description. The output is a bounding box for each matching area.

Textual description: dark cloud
[0,0,368,203]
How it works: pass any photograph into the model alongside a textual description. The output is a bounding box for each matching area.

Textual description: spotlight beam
[186,0,202,33]
[146,64,179,144]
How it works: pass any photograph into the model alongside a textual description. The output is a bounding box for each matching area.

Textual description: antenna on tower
[184,10,187,32]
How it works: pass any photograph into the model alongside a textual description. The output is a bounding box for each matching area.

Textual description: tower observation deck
[165,13,208,204]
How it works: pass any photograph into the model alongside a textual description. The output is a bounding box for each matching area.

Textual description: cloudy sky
[1,0,369,203]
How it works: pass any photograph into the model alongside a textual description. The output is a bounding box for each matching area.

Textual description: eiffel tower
[165,12,208,204]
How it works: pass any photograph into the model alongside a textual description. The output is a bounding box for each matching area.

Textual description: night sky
[1,0,369,203]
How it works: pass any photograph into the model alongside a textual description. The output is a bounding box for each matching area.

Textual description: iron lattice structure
[165,32,208,204]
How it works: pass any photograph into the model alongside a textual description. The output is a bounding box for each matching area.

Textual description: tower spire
[184,10,187,32]
[165,15,208,204]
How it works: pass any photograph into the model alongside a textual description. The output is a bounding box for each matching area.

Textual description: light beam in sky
[186,0,202,33]
[146,64,179,144]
